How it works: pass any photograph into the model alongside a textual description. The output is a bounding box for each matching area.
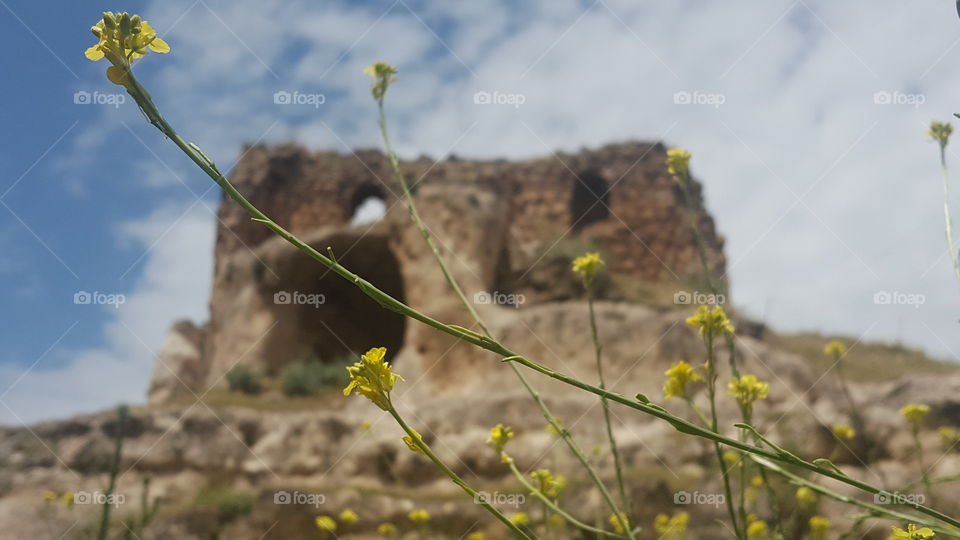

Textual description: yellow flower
[377,522,398,536]
[654,512,689,537]
[364,61,398,100]
[723,451,740,465]
[890,523,936,539]
[85,12,170,85]
[662,361,702,399]
[467,533,485,540]
[402,428,425,453]
[530,469,566,499]
[409,509,430,525]
[746,518,768,539]
[315,515,337,532]
[750,475,764,487]
[938,426,958,448]
[571,252,604,284]
[609,512,630,534]
[510,512,530,526]
[487,424,514,456]
[823,340,847,357]
[546,417,564,437]
[809,516,831,539]
[62,492,75,507]
[832,424,856,441]
[928,121,953,147]
[728,374,770,407]
[360,420,373,431]
[339,509,359,525]
[901,404,930,427]
[343,347,404,411]
[686,305,735,339]
[796,486,817,507]
[666,148,692,179]
[43,491,57,504]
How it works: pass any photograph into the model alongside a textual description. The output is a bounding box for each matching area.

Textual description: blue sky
[2,0,960,424]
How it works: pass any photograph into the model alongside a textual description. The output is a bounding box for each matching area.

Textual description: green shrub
[281,355,352,397]
[225,365,262,395]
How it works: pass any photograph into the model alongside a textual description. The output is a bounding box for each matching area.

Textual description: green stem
[704,337,744,539]
[913,427,935,505]
[387,407,531,539]
[587,289,630,514]
[940,144,960,286]
[98,405,127,540]
[503,455,628,539]
[375,91,633,537]
[120,70,960,532]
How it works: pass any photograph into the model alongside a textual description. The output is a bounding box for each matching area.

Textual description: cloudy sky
[2,0,959,424]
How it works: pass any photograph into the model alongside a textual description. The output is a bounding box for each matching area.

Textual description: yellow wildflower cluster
[467,532,485,540]
[364,61,398,100]
[809,516,831,539]
[42,491,74,506]
[686,305,735,339]
[832,424,856,441]
[901,404,930,427]
[939,426,958,449]
[402,428,425,454]
[662,361,702,399]
[890,523,936,539]
[510,512,530,526]
[339,509,359,525]
[728,374,770,408]
[666,148,692,180]
[823,340,847,357]
[654,512,689,538]
[315,515,337,532]
[746,515,768,539]
[609,512,630,535]
[409,509,430,525]
[928,121,953,147]
[530,469,566,499]
[795,486,817,507]
[84,12,170,85]
[343,347,403,411]
[571,252,605,285]
[377,522,398,536]
[487,424,514,461]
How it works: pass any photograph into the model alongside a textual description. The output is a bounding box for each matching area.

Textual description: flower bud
[102,12,117,29]
[119,12,131,36]
[90,25,102,38]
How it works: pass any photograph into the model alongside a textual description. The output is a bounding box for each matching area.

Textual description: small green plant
[281,355,351,397]
[225,364,262,395]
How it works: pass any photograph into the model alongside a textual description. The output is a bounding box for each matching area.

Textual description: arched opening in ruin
[264,232,406,373]
[570,171,610,230]
[349,184,388,226]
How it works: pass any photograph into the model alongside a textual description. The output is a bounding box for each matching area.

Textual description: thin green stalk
[120,71,960,532]
[912,426,935,505]
[374,91,633,537]
[504,456,628,539]
[98,405,127,540]
[939,144,960,285]
[703,337,744,539]
[387,407,531,539]
[587,289,630,514]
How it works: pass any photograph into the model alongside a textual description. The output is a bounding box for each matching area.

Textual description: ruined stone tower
[148,141,725,404]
